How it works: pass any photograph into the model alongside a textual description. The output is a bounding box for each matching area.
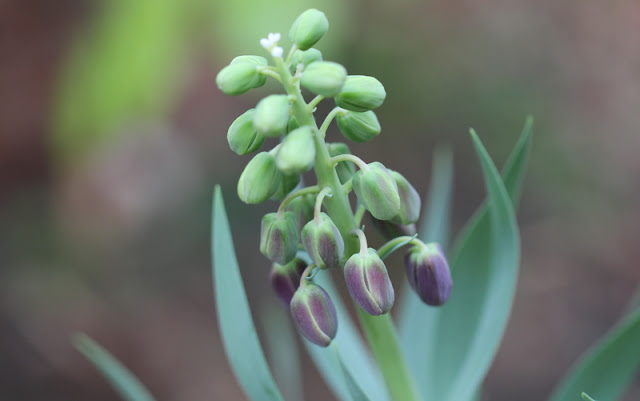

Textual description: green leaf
[73,333,156,401]
[335,346,373,401]
[303,271,389,401]
[548,307,640,401]
[212,186,285,401]
[581,393,597,401]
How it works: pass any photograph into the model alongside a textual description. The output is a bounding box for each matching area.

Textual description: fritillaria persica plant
[74,9,640,401]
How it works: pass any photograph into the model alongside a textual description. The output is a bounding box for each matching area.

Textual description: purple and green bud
[352,162,401,220]
[253,95,290,138]
[371,216,416,241]
[344,248,395,315]
[336,110,381,143]
[227,109,265,155]
[289,48,323,73]
[230,55,268,88]
[404,243,453,306]
[301,212,344,269]
[285,194,315,231]
[389,170,421,224]
[290,281,337,347]
[270,174,300,201]
[301,61,347,97]
[237,152,282,204]
[334,75,386,112]
[270,258,307,305]
[216,62,262,96]
[275,126,316,174]
[288,9,329,51]
[327,142,356,184]
[260,212,299,265]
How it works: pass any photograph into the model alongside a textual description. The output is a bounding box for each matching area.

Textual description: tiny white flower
[271,46,284,58]
[260,38,271,49]
[268,32,281,43]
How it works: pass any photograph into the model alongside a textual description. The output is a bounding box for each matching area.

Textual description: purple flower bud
[260,212,299,265]
[352,162,401,221]
[301,213,344,269]
[290,282,338,347]
[389,170,421,225]
[270,258,307,305]
[404,243,453,306]
[344,248,395,315]
[370,216,416,241]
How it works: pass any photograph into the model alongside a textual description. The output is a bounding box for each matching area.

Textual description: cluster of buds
[216,9,453,347]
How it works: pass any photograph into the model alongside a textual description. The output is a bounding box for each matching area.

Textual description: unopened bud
[290,282,337,347]
[352,162,400,220]
[336,110,381,142]
[254,95,290,137]
[344,248,394,315]
[285,194,315,231]
[371,217,416,241]
[216,62,262,96]
[237,152,282,204]
[289,48,323,74]
[260,212,299,265]
[227,109,265,155]
[404,243,452,306]
[327,142,356,184]
[230,55,268,88]
[301,213,344,269]
[270,258,306,305]
[301,61,347,97]
[270,174,300,201]
[287,115,300,133]
[275,126,316,174]
[334,75,386,112]
[389,170,421,224]
[288,9,329,51]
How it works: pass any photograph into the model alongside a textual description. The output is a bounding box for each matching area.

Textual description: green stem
[273,57,420,401]
[377,235,421,260]
[319,107,342,137]
[277,185,320,215]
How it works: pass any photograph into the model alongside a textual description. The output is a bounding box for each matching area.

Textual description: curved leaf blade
[549,307,640,401]
[212,186,285,401]
[335,346,373,401]
[73,333,156,401]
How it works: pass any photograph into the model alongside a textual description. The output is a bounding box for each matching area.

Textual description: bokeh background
[1,0,639,400]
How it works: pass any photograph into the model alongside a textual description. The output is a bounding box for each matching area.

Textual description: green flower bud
[237,152,282,204]
[285,194,315,231]
[289,48,323,73]
[327,142,356,184]
[352,162,400,220]
[389,170,421,224]
[344,248,394,315]
[288,9,329,51]
[336,110,381,142]
[275,126,316,174]
[227,109,265,155]
[334,75,386,112]
[290,282,337,347]
[254,95,290,137]
[300,61,347,97]
[230,55,268,88]
[301,213,344,269]
[270,174,300,201]
[260,212,299,265]
[287,115,300,133]
[216,62,262,96]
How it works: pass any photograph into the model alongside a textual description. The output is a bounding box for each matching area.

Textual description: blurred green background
[1,0,639,400]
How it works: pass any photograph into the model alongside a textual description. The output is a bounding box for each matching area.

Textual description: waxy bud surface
[276,126,316,174]
[288,9,329,50]
[389,170,421,224]
[260,212,299,265]
[289,48,323,73]
[327,142,356,184]
[270,258,307,305]
[301,61,347,97]
[253,95,290,137]
[230,55,268,88]
[237,152,281,204]
[216,62,262,96]
[404,243,453,306]
[334,75,386,112]
[344,248,395,315]
[336,110,381,143]
[302,213,344,270]
[290,282,337,347]
[227,109,264,155]
[352,162,401,220]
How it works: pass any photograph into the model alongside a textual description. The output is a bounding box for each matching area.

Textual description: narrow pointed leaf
[212,186,285,401]
[335,346,373,401]
[581,393,597,401]
[548,307,640,401]
[73,333,156,401]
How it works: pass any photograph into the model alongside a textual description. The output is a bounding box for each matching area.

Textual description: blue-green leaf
[548,306,640,401]
[335,346,373,401]
[212,186,285,401]
[303,272,389,401]
[581,393,597,401]
[73,333,156,401]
